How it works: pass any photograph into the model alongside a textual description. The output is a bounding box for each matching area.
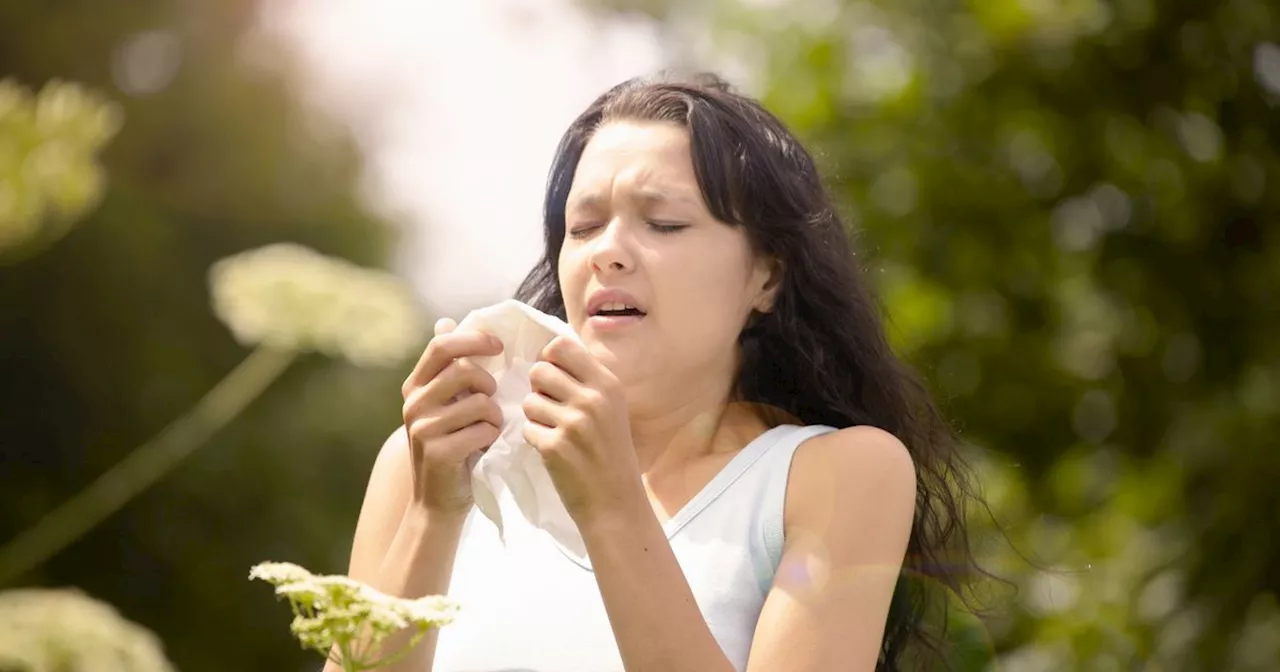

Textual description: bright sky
[260,0,667,317]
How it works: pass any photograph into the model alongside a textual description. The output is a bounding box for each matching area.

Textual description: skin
[332,121,917,672]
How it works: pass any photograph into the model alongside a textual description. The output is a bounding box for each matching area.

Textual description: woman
[336,73,977,672]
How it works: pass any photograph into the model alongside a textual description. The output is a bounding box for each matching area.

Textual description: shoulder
[750,427,919,669]
[783,425,917,539]
[371,426,411,480]
[347,428,412,579]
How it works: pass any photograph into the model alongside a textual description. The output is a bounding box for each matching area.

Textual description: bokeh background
[2,0,1277,670]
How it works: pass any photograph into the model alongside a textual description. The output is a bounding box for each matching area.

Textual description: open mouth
[591,302,646,318]
[594,309,645,318]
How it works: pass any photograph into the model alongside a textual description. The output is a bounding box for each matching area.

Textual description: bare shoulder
[346,427,413,580]
[799,425,916,482]
[365,427,413,514]
[751,432,919,669]
[370,426,411,483]
[784,425,917,535]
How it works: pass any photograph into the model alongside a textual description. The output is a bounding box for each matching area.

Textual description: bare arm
[579,505,738,672]
[577,427,914,672]
[324,320,504,672]
[746,426,917,671]
[322,429,467,672]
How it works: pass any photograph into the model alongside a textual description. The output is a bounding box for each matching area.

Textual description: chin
[584,341,639,381]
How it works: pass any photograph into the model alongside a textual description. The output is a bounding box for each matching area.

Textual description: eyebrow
[635,189,699,207]
[568,188,700,212]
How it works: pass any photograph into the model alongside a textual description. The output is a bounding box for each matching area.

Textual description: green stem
[338,642,359,672]
[361,628,432,669]
[0,346,296,585]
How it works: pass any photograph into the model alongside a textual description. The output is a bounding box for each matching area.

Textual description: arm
[579,426,915,672]
[323,429,467,672]
[580,504,738,672]
[746,426,917,671]
[324,320,501,671]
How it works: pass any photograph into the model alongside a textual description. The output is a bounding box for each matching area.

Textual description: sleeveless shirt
[432,424,837,672]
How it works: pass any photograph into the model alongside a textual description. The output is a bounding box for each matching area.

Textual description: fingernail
[489,335,502,348]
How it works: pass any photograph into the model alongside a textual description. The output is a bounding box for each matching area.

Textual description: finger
[403,317,458,397]
[538,336,600,386]
[405,330,503,391]
[433,393,504,436]
[404,360,498,417]
[436,421,502,460]
[528,360,580,404]
[433,358,499,399]
[407,393,501,446]
[434,317,458,337]
[521,390,563,429]
[521,420,555,454]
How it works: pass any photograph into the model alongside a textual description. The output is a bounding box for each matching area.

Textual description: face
[559,120,778,407]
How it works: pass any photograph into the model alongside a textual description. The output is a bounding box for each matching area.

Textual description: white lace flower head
[209,243,426,367]
[0,78,122,256]
[0,588,176,672]
[249,560,459,667]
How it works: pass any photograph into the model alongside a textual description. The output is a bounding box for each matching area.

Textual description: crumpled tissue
[455,299,586,559]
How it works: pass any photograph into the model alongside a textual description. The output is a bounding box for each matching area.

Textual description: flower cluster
[210,243,426,367]
[0,78,122,257]
[249,561,459,671]
[0,588,175,672]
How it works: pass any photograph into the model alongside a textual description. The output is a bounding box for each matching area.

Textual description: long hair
[515,72,981,669]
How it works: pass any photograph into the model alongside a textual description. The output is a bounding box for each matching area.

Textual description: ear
[752,255,784,314]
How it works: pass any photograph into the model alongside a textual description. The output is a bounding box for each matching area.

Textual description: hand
[521,336,646,527]
[401,318,504,515]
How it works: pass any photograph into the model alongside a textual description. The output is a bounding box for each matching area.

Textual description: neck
[624,363,768,475]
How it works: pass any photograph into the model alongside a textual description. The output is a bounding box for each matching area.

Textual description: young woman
[335,73,977,672]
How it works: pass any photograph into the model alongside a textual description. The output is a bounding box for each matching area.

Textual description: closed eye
[568,221,687,239]
[567,223,603,239]
[648,221,688,234]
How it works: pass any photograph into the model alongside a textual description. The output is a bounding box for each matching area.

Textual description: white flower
[322,270,426,367]
[248,560,313,585]
[0,78,121,257]
[0,588,176,672]
[402,594,462,624]
[34,79,124,149]
[209,243,426,367]
[249,560,458,668]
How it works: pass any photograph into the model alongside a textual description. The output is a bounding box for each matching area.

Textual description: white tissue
[455,299,586,559]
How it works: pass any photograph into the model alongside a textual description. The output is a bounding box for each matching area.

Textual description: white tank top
[432,424,837,672]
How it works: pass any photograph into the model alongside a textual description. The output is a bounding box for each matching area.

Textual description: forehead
[568,121,699,203]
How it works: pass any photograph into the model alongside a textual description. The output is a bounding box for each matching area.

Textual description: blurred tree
[583,0,1280,668]
[0,1,417,670]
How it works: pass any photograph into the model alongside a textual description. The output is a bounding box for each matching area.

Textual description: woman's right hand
[400,317,505,515]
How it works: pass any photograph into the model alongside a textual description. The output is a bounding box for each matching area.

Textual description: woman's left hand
[521,336,647,528]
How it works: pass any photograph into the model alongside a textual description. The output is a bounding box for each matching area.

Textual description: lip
[586,288,646,318]
[587,313,645,332]
[585,288,646,333]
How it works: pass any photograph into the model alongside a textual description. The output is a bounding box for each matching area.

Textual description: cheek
[655,260,753,345]
[686,247,756,311]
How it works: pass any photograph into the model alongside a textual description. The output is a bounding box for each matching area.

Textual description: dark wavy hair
[515,72,981,670]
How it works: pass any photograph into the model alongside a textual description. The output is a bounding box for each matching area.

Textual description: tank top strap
[752,424,838,593]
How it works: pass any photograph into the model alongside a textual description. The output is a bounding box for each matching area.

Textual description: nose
[588,219,636,275]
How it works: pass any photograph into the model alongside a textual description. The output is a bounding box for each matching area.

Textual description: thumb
[434,317,458,337]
